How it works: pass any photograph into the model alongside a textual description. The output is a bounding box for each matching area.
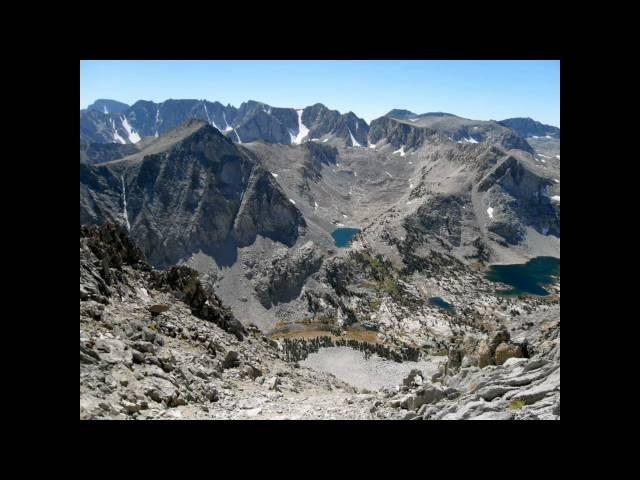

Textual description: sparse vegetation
[509,399,526,410]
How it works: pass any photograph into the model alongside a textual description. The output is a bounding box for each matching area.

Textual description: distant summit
[498,117,560,139]
[86,99,130,115]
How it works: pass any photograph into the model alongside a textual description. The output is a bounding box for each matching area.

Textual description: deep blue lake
[486,256,560,296]
[331,228,361,248]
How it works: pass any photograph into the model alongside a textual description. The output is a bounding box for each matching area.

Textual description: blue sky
[80,60,560,127]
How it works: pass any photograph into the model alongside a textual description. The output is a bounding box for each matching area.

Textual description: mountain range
[80,97,560,420]
[80,98,558,150]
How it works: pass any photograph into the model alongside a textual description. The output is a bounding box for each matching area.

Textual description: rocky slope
[80,223,559,420]
[80,142,139,165]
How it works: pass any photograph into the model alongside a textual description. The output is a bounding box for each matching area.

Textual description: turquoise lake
[331,228,361,248]
[486,256,560,296]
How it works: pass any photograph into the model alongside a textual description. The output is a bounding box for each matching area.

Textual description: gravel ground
[301,347,445,391]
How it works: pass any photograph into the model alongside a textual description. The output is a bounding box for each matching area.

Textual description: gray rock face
[479,155,560,243]
[302,104,369,146]
[252,243,324,308]
[404,195,465,247]
[232,169,306,248]
[368,116,440,150]
[498,117,560,139]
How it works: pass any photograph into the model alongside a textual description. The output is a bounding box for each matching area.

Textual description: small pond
[429,297,454,311]
[331,227,361,248]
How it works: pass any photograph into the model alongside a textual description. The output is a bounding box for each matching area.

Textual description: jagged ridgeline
[80,100,370,148]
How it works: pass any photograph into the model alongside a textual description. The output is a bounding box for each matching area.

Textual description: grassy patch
[508,399,526,410]
[369,298,381,311]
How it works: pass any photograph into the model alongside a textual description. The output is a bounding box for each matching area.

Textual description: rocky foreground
[80,224,559,420]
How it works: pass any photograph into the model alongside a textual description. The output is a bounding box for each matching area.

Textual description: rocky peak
[385,109,417,120]
[87,99,130,114]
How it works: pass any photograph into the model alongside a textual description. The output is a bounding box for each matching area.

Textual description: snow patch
[289,198,296,205]
[348,127,361,147]
[369,143,376,149]
[555,155,560,159]
[342,214,348,219]
[393,146,405,157]
[111,119,126,144]
[551,195,560,202]
[155,107,160,137]
[293,109,310,144]
[223,112,233,132]
[121,116,141,144]
[121,176,131,231]
[323,138,329,143]
[384,171,393,178]
[103,105,109,114]
[487,207,494,219]
[314,201,319,211]
[466,136,479,143]
[203,103,219,130]
[553,178,559,183]
[270,172,278,178]
[409,183,414,189]
[233,129,242,144]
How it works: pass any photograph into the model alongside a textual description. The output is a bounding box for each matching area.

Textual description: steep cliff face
[368,116,441,149]
[80,122,306,268]
[232,168,306,247]
[478,155,560,243]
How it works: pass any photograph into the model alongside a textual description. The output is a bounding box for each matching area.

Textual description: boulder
[132,341,156,354]
[241,364,263,379]
[400,384,446,411]
[495,342,523,365]
[148,304,170,316]
[222,351,240,369]
[266,376,281,391]
[478,340,493,368]
[402,369,424,387]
